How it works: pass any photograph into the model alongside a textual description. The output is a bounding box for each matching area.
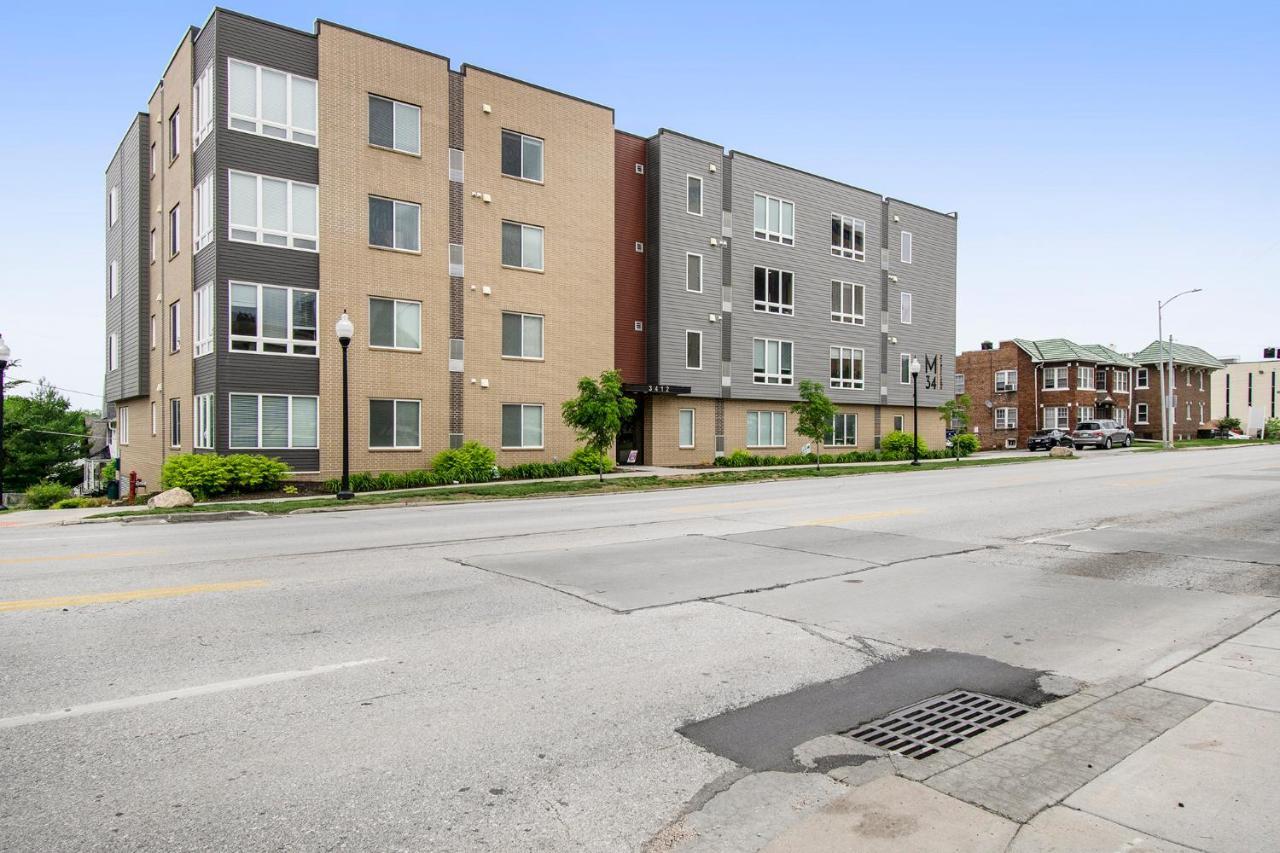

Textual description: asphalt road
[2,446,1279,851]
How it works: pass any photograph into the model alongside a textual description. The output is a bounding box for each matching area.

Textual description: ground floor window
[747,411,786,447]
[1116,409,1128,426]
[194,394,214,449]
[1136,403,1149,424]
[502,403,543,449]
[826,413,857,446]
[893,415,905,432]
[678,409,695,448]
[1043,406,1069,430]
[229,393,318,449]
[1077,406,1094,422]
[170,399,181,448]
[369,399,420,449]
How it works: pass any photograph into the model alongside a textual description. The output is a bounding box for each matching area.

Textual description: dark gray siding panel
[645,137,662,381]
[104,114,150,404]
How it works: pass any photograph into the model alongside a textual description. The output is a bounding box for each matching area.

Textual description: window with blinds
[228,58,317,146]
[229,170,318,251]
[229,394,318,449]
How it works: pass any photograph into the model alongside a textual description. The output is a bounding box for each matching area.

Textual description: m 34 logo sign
[923,354,940,390]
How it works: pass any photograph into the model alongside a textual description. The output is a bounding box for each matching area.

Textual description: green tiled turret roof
[1012,338,1138,367]
[1130,341,1224,370]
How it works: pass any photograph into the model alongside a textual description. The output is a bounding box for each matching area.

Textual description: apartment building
[104,9,955,484]
[955,339,1138,450]
[1211,354,1280,435]
[1129,342,1223,440]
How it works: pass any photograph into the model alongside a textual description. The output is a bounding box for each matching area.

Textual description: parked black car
[1027,428,1073,451]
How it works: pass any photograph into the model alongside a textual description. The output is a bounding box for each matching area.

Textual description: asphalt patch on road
[718,526,981,565]
[678,649,1059,772]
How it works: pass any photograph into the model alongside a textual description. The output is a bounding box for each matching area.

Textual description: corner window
[170,398,182,448]
[169,300,181,353]
[752,338,793,385]
[753,193,794,245]
[501,403,544,449]
[501,130,543,181]
[685,330,702,370]
[747,411,786,447]
[501,221,544,271]
[830,281,865,325]
[229,393,318,449]
[900,292,913,325]
[192,63,214,148]
[502,312,544,359]
[192,174,213,252]
[368,94,421,155]
[678,409,695,448]
[753,266,794,315]
[230,282,318,356]
[827,413,858,447]
[1113,371,1130,393]
[1077,366,1094,389]
[830,215,865,260]
[900,230,913,263]
[169,204,180,257]
[369,399,421,449]
[368,196,420,252]
[193,283,213,358]
[229,170,318,251]
[829,346,864,389]
[194,394,214,449]
[369,297,421,350]
[686,253,703,293]
[227,58,317,146]
[686,175,703,216]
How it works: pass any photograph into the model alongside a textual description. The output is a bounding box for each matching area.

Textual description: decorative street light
[1157,288,1202,449]
[334,312,355,500]
[910,356,922,467]
[0,334,10,511]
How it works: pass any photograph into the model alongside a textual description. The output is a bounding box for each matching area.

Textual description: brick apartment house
[955,339,1138,450]
[1130,341,1223,440]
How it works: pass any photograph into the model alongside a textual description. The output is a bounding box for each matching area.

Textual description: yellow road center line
[0,580,267,613]
[0,549,155,567]
[798,508,925,526]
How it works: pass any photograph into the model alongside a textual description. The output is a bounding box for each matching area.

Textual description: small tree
[1218,416,1242,434]
[939,394,973,459]
[791,380,837,469]
[561,370,636,481]
[2,379,89,491]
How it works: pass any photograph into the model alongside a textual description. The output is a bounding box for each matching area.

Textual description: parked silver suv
[1070,420,1134,450]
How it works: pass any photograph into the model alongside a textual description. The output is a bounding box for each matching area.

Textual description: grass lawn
[87,455,1064,520]
[1173,438,1279,448]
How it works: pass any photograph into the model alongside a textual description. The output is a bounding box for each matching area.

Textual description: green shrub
[432,441,497,483]
[51,496,109,509]
[1218,416,1242,432]
[161,453,291,500]
[222,454,290,492]
[723,449,754,467]
[953,433,980,455]
[501,461,578,480]
[881,430,928,456]
[568,446,615,476]
[101,460,118,483]
[24,482,73,509]
[1265,418,1280,440]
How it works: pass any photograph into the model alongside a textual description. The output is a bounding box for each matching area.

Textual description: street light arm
[1158,288,1203,310]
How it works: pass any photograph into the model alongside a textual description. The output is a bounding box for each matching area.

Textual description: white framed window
[229,393,318,449]
[678,409,695,448]
[831,214,865,260]
[169,108,180,161]
[501,221,544,271]
[900,292,913,325]
[747,411,786,447]
[149,142,156,177]
[369,399,421,449]
[827,413,858,447]
[370,297,421,351]
[1113,371,1129,393]
[1043,367,1069,390]
[449,148,465,181]
[956,374,966,394]
[107,261,118,299]
[151,401,157,435]
[995,407,1017,430]
[368,196,420,252]
[227,58,317,146]
[753,266,794,315]
[686,175,703,216]
[169,204,180,256]
[193,283,213,357]
[108,186,118,226]
[118,406,129,446]
[900,230,913,263]
[502,129,543,182]
[368,94,420,155]
[1198,370,1205,392]
[995,369,1017,392]
[1043,406,1069,430]
[1136,368,1149,389]
[1117,408,1128,427]
[1186,367,1192,387]
[170,398,182,448]
[169,300,181,353]
[900,353,913,385]
[1077,366,1094,389]
[829,346,864,389]
[502,312,544,359]
[192,174,213,252]
[194,393,214,449]
[149,314,156,349]
[753,193,795,245]
[502,403,544,449]
[1198,401,1204,422]
[752,338,793,385]
[449,243,464,276]
[1077,406,1094,422]
[109,333,120,370]
[229,170,318,251]
[893,415,905,432]
[192,62,214,148]
[830,280,865,325]
[149,228,156,263]
[686,253,703,293]
[230,281,317,356]
[686,330,702,370]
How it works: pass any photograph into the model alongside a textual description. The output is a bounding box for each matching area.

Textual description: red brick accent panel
[614,131,647,384]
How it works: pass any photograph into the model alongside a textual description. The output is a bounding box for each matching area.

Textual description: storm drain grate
[846,690,1031,759]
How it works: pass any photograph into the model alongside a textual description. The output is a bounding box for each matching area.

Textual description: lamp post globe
[334,313,355,500]
[0,334,12,511]
[910,357,922,467]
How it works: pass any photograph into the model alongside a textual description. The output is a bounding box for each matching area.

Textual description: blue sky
[2,1,1277,409]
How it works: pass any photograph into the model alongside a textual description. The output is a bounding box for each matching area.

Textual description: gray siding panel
[104,115,150,404]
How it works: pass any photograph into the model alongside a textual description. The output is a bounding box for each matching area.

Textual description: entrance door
[616,397,644,464]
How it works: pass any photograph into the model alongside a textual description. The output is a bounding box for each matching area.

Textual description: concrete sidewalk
[709,611,1280,853]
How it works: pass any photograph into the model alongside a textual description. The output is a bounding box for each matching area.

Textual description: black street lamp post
[335,312,355,500]
[910,356,922,467]
[0,334,10,511]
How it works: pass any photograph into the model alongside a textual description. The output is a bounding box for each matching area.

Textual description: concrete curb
[79,510,269,525]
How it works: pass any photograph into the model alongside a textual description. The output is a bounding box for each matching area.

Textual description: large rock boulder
[147,487,195,509]
[1049,445,1075,458]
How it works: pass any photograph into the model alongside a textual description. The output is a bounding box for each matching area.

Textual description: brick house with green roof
[1129,342,1224,441]
[955,339,1139,450]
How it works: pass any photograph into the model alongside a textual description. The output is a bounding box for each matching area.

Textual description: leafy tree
[1265,418,1280,441]
[1218,416,1242,433]
[2,380,89,490]
[790,380,837,469]
[561,370,636,481]
[939,394,973,458]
